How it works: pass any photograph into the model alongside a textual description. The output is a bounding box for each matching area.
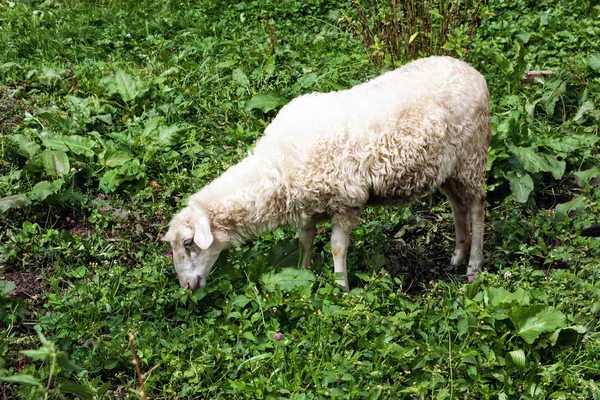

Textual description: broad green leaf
[62,135,96,157]
[509,146,545,173]
[142,116,162,135]
[505,171,534,203]
[0,374,42,387]
[41,135,70,152]
[487,51,513,75]
[160,67,180,77]
[230,294,251,308]
[263,56,276,80]
[41,150,69,177]
[66,265,87,279]
[56,352,81,371]
[269,239,301,269]
[297,72,318,88]
[525,100,537,117]
[99,170,123,193]
[548,325,587,346]
[261,268,316,292]
[93,114,113,125]
[114,69,139,102]
[574,167,600,187]
[509,145,565,179]
[236,353,272,372]
[574,100,596,123]
[588,54,600,72]
[543,135,598,155]
[97,381,111,396]
[509,306,567,344]
[232,67,250,87]
[58,381,92,399]
[506,349,526,370]
[457,318,469,336]
[38,67,63,86]
[555,196,587,218]
[245,91,288,113]
[21,348,50,361]
[488,287,514,307]
[541,79,566,116]
[28,179,64,201]
[0,194,31,212]
[118,159,143,177]
[1,62,21,70]
[158,124,182,147]
[12,134,40,158]
[0,280,16,294]
[512,287,530,306]
[104,151,133,167]
[103,359,119,370]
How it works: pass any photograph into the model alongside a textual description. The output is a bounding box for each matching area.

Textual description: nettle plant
[0,69,192,212]
[343,0,487,69]
[483,43,600,204]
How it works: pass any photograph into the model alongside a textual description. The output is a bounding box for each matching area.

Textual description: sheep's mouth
[183,276,205,290]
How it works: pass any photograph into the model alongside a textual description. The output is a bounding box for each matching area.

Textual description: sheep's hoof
[335,281,350,293]
[466,261,482,277]
[451,250,468,266]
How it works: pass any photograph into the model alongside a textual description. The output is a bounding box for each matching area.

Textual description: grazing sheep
[163,56,491,290]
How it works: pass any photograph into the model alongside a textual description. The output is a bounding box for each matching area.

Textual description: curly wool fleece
[165,56,491,290]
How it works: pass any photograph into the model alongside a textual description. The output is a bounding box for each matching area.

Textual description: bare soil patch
[0,87,26,135]
[1,269,43,300]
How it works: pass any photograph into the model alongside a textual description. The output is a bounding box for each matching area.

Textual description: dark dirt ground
[1,270,43,300]
[0,86,26,136]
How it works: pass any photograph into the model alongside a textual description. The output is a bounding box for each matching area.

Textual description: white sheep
[163,56,491,290]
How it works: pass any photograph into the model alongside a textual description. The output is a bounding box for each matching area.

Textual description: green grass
[1,0,600,398]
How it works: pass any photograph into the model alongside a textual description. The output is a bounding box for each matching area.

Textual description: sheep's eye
[183,238,193,248]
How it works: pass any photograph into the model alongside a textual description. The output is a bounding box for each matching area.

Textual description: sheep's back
[255,56,487,160]
[251,56,490,217]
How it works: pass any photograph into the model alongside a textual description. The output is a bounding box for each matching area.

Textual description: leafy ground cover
[1,0,600,398]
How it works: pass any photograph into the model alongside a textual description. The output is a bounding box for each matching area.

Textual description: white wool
[166,56,491,290]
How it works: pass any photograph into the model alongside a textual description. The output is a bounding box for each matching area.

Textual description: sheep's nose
[183,277,204,290]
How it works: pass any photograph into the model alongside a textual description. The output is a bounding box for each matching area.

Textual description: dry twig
[522,70,555,84]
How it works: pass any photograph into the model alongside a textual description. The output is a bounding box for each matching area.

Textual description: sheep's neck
[200,169,288,243]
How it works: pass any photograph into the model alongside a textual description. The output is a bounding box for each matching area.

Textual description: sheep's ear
[162,228,174,242]
[193,214,213,249]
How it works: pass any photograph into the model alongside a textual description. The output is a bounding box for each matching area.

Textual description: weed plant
[1,0,600,398]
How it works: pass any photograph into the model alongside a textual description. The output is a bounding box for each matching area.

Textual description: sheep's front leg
[331,215,359,291]
[299,226,316,269]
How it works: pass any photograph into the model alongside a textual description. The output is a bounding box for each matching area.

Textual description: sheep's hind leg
[440,180,471,266]
[331,213,359,291]
[466,194,485,276]
[299,226,316,269]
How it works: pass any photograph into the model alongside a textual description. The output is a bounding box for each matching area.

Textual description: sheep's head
[162,207,225,290]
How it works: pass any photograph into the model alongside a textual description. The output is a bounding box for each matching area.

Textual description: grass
[1,0,600,398]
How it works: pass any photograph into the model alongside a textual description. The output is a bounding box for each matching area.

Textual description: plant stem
[44,355,55,400]
[128,333,148,400]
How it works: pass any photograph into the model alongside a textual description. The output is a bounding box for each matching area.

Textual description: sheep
[163,56,491,291]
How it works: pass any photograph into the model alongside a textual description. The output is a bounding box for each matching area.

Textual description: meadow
[1,0,600,398]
